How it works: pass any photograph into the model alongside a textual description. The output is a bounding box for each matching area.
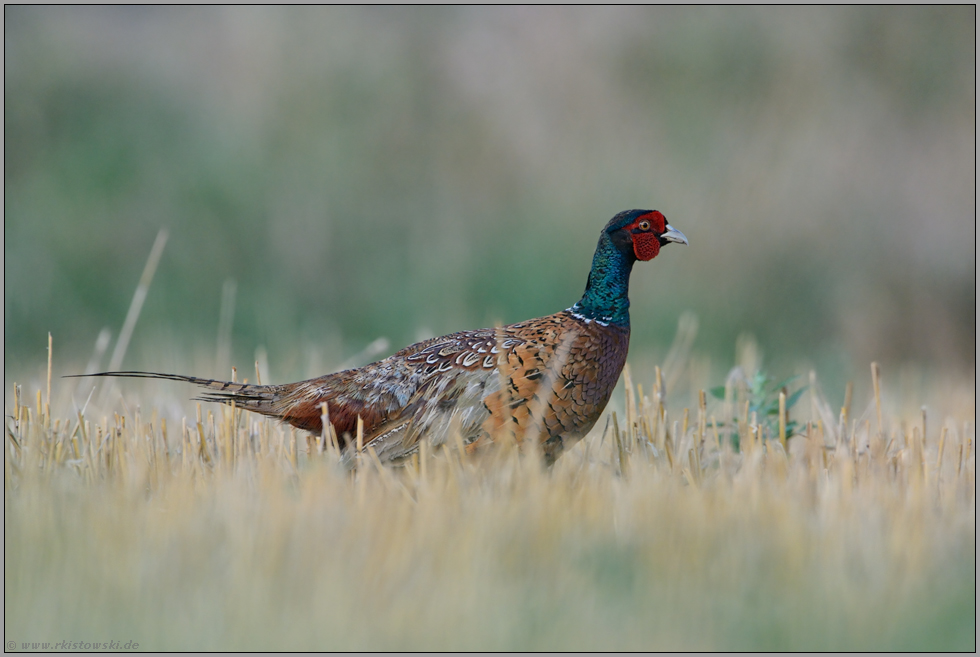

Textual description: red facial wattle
[632,232,660,260]
[628,210,667,261]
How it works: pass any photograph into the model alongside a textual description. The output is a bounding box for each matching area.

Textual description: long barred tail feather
[65,371,284,416]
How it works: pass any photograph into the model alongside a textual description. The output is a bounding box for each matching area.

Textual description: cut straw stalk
[320,403,330,454]
[611,411,627,477]
[46,333,52,421]
[778,390,787,450]
[623,363,635,450]
[936,424,948,473]
[871,362,883,441]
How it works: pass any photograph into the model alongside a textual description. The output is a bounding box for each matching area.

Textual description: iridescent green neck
[568,232,634,327]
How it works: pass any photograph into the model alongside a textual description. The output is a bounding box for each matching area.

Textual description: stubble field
[5,346,975,651]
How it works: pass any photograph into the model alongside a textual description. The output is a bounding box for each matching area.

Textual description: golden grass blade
[46,332,52,422]
[106,228,169,374]
[871,362,883,442]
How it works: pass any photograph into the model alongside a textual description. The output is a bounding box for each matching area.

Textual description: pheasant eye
[638,220,651,231]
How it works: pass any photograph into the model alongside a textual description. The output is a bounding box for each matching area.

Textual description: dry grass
[4,359,975,651]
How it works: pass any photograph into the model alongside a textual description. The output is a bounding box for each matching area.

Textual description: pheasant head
[570,209,687,328]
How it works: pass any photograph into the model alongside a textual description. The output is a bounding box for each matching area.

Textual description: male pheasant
[84,210,686,466]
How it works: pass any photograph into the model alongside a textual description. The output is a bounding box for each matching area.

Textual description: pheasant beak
[660,223,688,246]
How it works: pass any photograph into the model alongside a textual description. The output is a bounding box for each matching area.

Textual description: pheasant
[82,210,687,466]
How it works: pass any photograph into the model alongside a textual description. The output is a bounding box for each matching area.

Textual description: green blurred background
[4,6,975,392]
